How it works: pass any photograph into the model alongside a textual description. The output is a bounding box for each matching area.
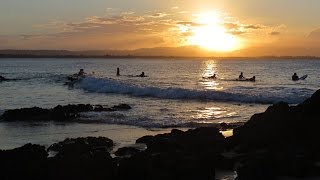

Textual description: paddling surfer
[292,73,299,81]
[239,72,245,79]
[117,68,120,76]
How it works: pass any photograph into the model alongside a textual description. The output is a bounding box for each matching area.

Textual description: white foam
[77,77,313,104]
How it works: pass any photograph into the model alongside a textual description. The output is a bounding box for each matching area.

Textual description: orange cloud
[308,28,320,40]
[269,31,281,36]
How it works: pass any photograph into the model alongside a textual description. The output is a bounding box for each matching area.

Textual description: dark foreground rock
[48,137,115,180]
[0,144,48,180]
[230,89,320,179]
[232,90,320,148]
[0,137,115,180]
[136,127,225,153]
[0,103,131,121]
[48,136,114,156]
[0,128,226,180]
[115,147,141,157]
[118,127,226,180]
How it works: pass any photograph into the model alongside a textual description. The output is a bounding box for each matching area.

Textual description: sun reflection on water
[200,60,224,90]
[191,106,238,125]
[192,107,237,120]
[202,60,217,77]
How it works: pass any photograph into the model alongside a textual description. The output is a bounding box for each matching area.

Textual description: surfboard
[299,75,308,80]
[235,78,255,82]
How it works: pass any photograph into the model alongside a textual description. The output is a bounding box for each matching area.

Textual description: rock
[48,137,115,180]
[219,122,243,130]
[137,127,225,154]
[121,127,227,180]
[1,104,131,121]
[115,147,141,157]
[231,90,320,150]
[136,135,154,144]
[118,151,216,180]
[235,150,320,180]
[111,104,132,111]
[0,144,48,180]
[48,137,114,158]
[0,143,48,160]
[52,104,93,121]
[229,89,320,178]
[2,107,50,121]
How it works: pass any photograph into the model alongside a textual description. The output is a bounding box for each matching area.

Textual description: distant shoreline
[1,49,320,60]
[1,54,320,60]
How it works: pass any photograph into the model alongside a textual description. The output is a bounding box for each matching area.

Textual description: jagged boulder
[230,89,320,179]
[231,89,320,150]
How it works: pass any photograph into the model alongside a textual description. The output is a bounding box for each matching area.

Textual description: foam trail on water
[77,77,313,104]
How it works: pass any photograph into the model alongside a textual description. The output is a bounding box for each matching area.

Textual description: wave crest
[77,77,312,104]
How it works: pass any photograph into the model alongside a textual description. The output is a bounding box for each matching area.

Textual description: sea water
[0,58,319,149]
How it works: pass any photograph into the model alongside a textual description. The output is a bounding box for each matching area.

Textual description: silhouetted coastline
[1,50,320,60]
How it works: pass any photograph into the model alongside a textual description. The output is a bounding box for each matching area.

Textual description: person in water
[209,74,217,79]
[78,69,86,76]
[239,72,244,79]
[117,68,120,76]
[292,73,299,81]
[138,72,145,77]
[249,76,256,81]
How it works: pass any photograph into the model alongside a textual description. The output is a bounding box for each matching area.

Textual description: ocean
[0,58,319,149]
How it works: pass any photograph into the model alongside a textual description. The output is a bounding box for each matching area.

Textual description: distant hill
[0,46,319,59]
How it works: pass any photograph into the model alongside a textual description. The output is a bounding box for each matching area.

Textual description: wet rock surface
[0,104,132,121]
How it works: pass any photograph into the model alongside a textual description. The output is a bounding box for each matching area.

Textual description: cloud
[224,23,240,30]
[269,31,280,36]
[5,8,286,51]
[149,12,168,18]
[223,22,265,36]
[308,28,320,39]
[230,30,246,35]
[20,10,181,50]
[20,34,43,40]
[176,21,200,26]
[121,11,135,15]
[243,25,262,29]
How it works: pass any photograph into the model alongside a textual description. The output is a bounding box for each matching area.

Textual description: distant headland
[1,49,320,60]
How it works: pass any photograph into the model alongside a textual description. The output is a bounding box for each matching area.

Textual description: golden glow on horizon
[188,11,239,52]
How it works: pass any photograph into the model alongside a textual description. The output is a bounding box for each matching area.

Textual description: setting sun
[188,12,239,52]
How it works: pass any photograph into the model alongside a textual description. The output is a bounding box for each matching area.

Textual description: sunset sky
[1,0,320,56]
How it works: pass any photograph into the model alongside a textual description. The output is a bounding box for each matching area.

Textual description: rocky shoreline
[0,104,132,122]
[1,90,320,180]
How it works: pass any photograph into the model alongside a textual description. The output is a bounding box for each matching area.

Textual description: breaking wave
[77,77,313,104]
